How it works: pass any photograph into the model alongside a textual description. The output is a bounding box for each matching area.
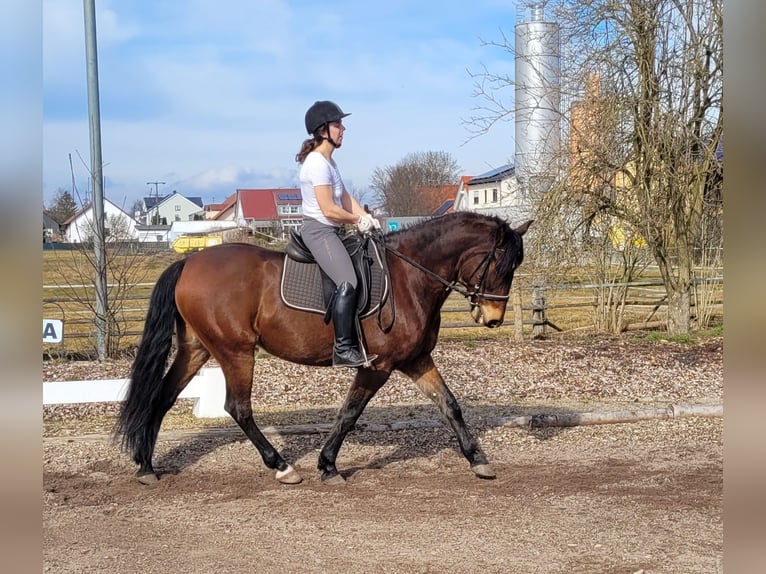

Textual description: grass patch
[642,323,723,344]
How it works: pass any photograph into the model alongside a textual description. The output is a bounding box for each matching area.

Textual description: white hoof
[136,472,159,485]
[471,463,497,479]
[275,464,303,485]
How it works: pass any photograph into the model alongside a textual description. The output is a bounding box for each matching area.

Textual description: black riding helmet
[304,100,351,135]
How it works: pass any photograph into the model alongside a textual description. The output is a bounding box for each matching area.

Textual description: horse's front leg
[400,354,496,479]
[317,369,391,485]
[219,352,302,485]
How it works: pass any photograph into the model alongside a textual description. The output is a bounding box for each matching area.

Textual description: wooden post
[531,281,547,339]
[513,284,524,342]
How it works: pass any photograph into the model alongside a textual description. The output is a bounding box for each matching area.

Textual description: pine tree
[47,188,78,223]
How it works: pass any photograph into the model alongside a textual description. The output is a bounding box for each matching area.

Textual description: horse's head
[461,218,532,328]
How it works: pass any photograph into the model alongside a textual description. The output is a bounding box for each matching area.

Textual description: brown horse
[115,212,531,485]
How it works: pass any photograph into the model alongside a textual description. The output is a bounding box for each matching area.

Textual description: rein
[370,232,509,304]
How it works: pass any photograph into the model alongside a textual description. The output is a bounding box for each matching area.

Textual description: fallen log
[493,403,722,429]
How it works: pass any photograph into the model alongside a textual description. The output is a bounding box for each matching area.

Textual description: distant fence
[43,275,723,356]
[43,241,170,252]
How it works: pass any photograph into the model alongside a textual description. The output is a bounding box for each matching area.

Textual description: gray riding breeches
[300,217,357,289]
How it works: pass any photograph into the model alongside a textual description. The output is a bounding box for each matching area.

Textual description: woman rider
[295,100,380,367]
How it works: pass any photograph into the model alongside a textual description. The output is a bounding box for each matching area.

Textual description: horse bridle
[377,235,510,306]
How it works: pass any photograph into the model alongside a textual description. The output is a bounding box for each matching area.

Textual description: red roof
[235,188,301,220]
[419,184,460,214]
[209,192,237,219]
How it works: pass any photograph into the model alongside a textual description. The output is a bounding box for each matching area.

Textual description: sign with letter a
[43,319,64,343]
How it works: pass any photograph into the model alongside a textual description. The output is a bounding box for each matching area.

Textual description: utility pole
[146,181,166,197]
[83,0,108,361]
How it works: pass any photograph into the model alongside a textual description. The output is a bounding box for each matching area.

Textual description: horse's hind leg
[400,354,495,479]
[218,350,302,485]
[136,334,210,483]
[317,369,391,484]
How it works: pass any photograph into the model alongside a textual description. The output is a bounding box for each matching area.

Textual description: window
[473,191,479,205]
[156,234,163,241]
[175,205,181,211]
[492,188,498,203]
[175,215,181,221]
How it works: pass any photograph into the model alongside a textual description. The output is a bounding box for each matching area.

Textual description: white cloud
[43,1,520,208]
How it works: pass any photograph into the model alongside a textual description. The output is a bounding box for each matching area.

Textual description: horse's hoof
[321,473,347,486]
[275,464,303,485]
[136,472,159,485]
[471,463,497,479]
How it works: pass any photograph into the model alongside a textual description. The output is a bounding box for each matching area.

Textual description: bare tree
[468,0,723,335]
[371,151,460,216]
[49,210,153,357]
[344,182,374,211]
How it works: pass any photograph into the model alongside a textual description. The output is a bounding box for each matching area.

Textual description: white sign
[43,319,63,343]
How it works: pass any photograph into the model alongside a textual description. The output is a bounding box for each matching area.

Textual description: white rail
[42,367,228,418]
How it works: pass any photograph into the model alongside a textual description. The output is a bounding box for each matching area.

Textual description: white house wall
[149,194,204,224]
[65,201,138,243]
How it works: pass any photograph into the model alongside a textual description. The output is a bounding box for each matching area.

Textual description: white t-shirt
[299,151,345,227]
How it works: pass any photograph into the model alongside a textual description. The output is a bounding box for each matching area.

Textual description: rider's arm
[315,185,362,225]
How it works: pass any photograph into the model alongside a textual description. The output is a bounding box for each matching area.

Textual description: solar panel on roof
[475,165,511,179]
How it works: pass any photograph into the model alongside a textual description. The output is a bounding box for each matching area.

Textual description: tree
[371,151,460,216]
[468,0,723,335]
[345,182,374,211]
[47,188,78,223]
[47,210,149,358]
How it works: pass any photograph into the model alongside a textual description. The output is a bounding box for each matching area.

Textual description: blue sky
[43,0,520,210]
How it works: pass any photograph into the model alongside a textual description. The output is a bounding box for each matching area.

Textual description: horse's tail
[114,259,186,466]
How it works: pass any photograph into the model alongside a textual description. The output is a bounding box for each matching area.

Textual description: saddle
[280,229,389,322]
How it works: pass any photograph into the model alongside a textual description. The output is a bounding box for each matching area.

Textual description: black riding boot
[332,282,376,368]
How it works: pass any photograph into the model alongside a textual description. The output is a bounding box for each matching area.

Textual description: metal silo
[515,2,561,190]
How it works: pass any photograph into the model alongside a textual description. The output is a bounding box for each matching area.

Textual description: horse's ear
[515,220,533,236]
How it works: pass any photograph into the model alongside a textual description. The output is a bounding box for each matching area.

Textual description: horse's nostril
[486,319,502,328]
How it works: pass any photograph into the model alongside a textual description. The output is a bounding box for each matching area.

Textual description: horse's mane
[386,212,524,281]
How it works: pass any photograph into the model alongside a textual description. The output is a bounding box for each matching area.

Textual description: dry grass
[43,249,723,356]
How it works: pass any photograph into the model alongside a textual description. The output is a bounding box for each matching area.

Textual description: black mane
[386,212,524,279]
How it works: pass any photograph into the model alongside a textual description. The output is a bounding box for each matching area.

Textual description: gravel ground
[43,334,723,574]
[43,334,723,435]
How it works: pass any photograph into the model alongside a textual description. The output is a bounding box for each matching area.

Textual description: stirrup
[333,348,378,368]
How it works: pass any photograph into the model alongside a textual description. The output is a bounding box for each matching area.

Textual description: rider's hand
[369,216,382,230]
[356,214,374,233]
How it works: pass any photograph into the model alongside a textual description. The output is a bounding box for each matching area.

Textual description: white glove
[356,214,374,233]
[370,216,382,230]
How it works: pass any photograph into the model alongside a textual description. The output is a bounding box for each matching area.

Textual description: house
[61,198,138,243]
[451,176,474,212]
[141,191,204,225]
[214,188,303,240]
[43,210,63,242]
[453,165,533,226]
[208,192,238,221]
[203,194,237,220]
[418,183,460,216]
